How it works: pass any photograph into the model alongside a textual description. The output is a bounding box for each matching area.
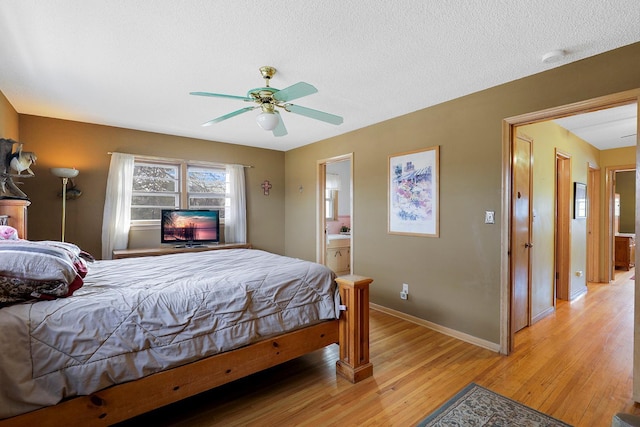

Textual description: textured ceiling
[0,1,638,151]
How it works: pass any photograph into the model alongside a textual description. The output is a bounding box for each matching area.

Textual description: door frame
[316,153,354,271]
[605,166,636,280]
[500,88,640,355]
[555,150,571,301]
[587,164,601,282]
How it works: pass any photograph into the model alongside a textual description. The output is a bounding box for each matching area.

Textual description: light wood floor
[118,269,639,426]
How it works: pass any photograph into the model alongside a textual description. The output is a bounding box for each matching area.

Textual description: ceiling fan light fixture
[256,111,279,131]
[191,65,342,135]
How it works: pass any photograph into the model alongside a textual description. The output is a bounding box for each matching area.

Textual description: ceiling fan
[190,66,343,137]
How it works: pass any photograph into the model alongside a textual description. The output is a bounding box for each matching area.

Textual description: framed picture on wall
[388,146,439,237]
[574,182,587,219]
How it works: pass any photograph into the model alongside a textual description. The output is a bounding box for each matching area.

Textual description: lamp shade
[51,167,79,179]
[255,112,279,131]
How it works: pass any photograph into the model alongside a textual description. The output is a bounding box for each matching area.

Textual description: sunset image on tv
[162,210,219,242]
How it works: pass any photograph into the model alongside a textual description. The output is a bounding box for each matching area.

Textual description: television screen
[161,209,220,246]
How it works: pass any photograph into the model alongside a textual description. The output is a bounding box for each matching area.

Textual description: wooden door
[555,153,571,300]
[587,166,600,282]
[318,163,328,266]
[511,135,533,333]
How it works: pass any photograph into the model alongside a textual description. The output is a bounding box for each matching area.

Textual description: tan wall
[285,42,640,344]
[601,146,637,191]
[18,115,285,258]
[518,121,600,318]
[600,146,636,167]
[601,147,637,222]
[617,170,636,233]
[0,91,18,139]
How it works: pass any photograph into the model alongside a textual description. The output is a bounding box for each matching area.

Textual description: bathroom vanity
[326,234,351,276]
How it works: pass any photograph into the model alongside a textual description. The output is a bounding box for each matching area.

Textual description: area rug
[418,383,571,426]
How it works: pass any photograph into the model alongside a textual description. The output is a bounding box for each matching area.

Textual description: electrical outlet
[400,283,409,300]
[485,211,495,224]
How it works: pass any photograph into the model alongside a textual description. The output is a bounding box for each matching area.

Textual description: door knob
[524,242,533,248]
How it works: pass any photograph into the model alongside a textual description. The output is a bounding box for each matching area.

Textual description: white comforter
[0,249,338,419]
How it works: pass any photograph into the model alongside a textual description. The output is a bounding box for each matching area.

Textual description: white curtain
[326,173,342,190]
[224,164,246,243]
[101,153,134,259]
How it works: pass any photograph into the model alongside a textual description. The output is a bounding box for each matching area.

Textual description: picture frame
[388,146,439,237]
[574,182,587,219]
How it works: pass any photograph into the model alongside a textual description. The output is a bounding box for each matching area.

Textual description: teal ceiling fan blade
[202,107,256,126]
[286,104,343,125]
[273,82,318,103]
[272,111,288,137]
[190,91,254,102]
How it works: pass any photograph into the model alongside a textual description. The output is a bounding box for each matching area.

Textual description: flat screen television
[161,209,220,247]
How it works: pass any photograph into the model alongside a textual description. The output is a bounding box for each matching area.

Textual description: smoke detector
[542,50,566,64]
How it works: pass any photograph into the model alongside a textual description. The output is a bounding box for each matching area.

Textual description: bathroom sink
[327,233,351,241]
[327,233,351,249]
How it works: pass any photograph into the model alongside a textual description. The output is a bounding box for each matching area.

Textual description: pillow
[36,240,95,277]
[0,275,84,304]
[0,240,88,305]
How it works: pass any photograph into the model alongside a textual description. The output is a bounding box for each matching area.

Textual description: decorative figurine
[9,144,37,175]
[0,138,36,199]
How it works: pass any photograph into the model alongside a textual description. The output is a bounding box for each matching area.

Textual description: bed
[0,243,372,427]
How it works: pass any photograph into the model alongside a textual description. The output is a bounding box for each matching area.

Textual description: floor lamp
[51,167,79,242]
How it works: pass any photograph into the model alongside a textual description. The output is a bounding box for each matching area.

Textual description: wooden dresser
[0,199,30,239]
[615,234,636,271]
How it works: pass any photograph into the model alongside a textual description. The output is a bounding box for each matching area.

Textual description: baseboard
[369,303,501,353]
[531,306,555,325]
[570,287,588,301]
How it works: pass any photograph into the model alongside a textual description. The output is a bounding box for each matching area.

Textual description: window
[325,189,338,220]
[187,166,227,216]
[325,173,340,221]
[131,159,227,226]
[131,162,180,221]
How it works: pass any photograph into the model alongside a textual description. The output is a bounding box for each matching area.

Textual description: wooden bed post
[335,274,373,383]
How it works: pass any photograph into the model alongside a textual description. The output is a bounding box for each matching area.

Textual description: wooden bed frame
[0,275,373,427]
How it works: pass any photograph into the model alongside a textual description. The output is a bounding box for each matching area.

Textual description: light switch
[485,211,495,224]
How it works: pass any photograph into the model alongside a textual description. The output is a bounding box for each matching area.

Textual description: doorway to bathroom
[317,153,353,276]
